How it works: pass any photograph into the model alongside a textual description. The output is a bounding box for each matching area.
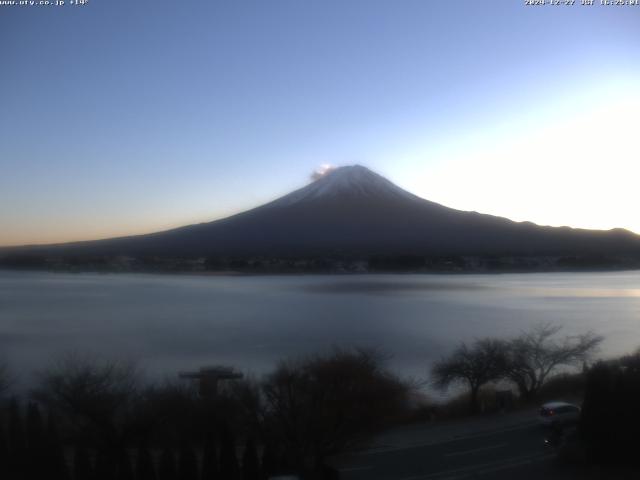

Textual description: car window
[556,405,579,414]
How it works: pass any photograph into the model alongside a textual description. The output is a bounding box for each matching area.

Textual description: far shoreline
[2,265,640,278]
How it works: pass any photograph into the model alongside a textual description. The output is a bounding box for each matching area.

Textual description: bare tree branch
[504,323,603,400]
[431,339,507,413]
[32,353,141,449]
[262,347,412,466]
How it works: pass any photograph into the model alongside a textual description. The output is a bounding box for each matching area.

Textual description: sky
[1,0,639,246]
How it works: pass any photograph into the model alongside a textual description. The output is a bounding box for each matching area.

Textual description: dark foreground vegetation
[431,324,603,414]
[0,349,412,480]
[581,350,640,466]
[1,325,639,478]
[431,324,640,470]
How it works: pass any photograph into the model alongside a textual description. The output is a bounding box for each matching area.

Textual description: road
[334,408,640,480]
[337,419,555,480]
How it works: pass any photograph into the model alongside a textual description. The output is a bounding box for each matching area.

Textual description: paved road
[335,410,640,480]
[337,420,557,480]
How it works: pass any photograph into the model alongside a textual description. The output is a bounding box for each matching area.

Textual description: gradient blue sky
[1,0,639,246]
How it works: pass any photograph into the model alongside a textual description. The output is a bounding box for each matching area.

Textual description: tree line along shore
[0,325,639,479]
[3,252,640,274]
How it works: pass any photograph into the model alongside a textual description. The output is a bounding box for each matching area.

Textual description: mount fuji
[4,165,640,262]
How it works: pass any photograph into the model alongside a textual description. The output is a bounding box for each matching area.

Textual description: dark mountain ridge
[3,165,640,263]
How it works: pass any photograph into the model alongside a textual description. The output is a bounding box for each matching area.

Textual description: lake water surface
[2,270,640,385]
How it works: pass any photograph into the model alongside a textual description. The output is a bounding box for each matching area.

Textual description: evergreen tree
[581,357,640,464]
[201,436,218,480]
[241,438,260,480]
[219,426,240,480]
[95,449,116,480]
[116,449,134,480]
[158,448,177,480]
[135,446,156,480]
[45,412,69,480]
[26,402,45,451]
[277,450,294,477]
[74,446,94,480]
[0,423,9,478]
[26,403,47,479]
[260,441,278,480]
[260,441,277,480]
[178,443,199,480]
[8,398,26,477]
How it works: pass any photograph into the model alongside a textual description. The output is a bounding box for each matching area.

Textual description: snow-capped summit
[268,165,420,207]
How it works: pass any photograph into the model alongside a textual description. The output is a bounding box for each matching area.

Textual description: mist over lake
[2,270,640,386]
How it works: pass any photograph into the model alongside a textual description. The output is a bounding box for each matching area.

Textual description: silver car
[539,401,580,427]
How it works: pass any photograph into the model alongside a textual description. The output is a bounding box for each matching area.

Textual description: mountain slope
[4,165,640,259]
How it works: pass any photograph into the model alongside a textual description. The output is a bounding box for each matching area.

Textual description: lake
[1,270,640,387]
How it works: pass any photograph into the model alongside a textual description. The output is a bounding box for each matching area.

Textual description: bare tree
[262,347,411,471]
[32,353,141,450]
[431,339,507,413]
[504,323,603,400]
